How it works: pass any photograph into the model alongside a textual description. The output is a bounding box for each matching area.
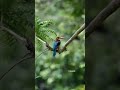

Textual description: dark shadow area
[0,0,35,89]
[86,0,120,90]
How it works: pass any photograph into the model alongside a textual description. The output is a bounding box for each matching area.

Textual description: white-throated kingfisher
[53,36,64,57]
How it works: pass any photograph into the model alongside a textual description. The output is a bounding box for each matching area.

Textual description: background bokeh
[35,0,85,90]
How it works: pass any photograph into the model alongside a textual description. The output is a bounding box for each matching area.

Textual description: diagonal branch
[1,26,26,42]
[85,0,120,38]
[36,36,53,51]
[60,24,85,53]
[0,25,35,55]
[36,36,46,44]
[0,53,33,81]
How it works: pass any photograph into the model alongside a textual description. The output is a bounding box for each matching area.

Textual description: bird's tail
[53,49,56,57]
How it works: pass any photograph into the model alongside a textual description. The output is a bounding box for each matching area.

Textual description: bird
[53,36,64,57]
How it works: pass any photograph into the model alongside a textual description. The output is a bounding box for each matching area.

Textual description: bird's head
[56,36,64,41]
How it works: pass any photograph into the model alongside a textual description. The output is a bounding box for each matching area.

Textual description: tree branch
[1,26,26,42]
[0,53,33,81]
[36,36,54,51]
[60,24,85,53]
[0,25,35,55]
[36,36,46,44]
[85,0,120,38]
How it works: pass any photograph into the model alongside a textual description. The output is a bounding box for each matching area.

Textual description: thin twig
[36,36,46,44]
[36,36,53,51]
[0,53,33,81]
[35,48,48,59]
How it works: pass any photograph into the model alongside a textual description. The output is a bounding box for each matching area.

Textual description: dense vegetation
[35,0,85,90]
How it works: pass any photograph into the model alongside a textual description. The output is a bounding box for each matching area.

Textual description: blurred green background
[35,0,85,90]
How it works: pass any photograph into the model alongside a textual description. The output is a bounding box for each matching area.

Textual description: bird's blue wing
[53,41,59,57]
[53,42,58,49]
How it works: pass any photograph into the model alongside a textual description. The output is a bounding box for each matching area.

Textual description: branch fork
[44,23,85,53]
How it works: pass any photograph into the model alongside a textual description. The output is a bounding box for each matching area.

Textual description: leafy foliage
[35,17,57,41]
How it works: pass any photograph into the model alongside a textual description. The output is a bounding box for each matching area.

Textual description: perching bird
[53,37,64,57]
